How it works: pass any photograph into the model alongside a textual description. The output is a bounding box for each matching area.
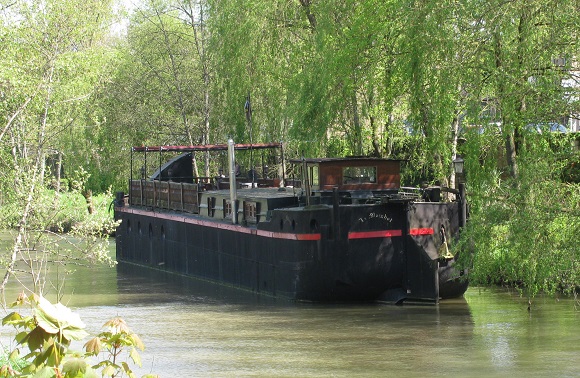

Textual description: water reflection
[81,263,478,377]
[1,241,579,377]
[467,288,579,378]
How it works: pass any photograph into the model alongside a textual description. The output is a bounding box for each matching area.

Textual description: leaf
[83,366,99,378]
[36,342,65,371]
[8,292,30,308]
[35,297,86,337]
[62,356,88,377]
[121,362,134,378]
[62,327,89,342]
[21,362,38,374]
[90,361,110,370]
[102,364,117,377]
[129,333,144,351]
[103,317,130,334]
[83,337,102,355]
[129,347,142,367]
[98,333,120,349]
[22,326,50,352]
[8,348,20,361]
[2,312,23,326]
[52,303,86,330]
[31,366,56,378]
[34,306,60,334]
[15,331,29,344]
[7,293,33,308]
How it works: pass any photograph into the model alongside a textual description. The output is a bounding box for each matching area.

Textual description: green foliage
[458,132,580,297]
[325,136,352,158]
[0,184,118,295]
[0,0,120,194]
[1,295,156,378]
[84,317,147,378]
[0,348,27,376]
[0,187,117,235]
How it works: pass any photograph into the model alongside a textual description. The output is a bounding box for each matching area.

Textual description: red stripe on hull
[409,228,434,236]
[348,228,435,239]
[348,230,403,239]
[255,230,321,240]
[117,207,320,241]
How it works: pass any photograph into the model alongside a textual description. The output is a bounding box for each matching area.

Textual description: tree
[457,0,580,297]
[467,0,579,179]
[208,0,314,159]
[0,0,117,294]
[99,0,217,178]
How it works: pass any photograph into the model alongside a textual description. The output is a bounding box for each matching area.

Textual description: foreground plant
[84,317,150,378]
[1,294,157,377]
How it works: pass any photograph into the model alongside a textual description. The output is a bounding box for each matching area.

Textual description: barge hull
[115,200,466,302]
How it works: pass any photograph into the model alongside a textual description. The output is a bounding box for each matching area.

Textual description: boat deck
[203,187,299,199]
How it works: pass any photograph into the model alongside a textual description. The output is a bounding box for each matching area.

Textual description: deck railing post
[180,182,184,211]
[228,139,237,224]
[140,180,144,206]
[153,180,156,209]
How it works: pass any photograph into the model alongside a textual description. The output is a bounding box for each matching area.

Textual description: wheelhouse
[291,157,402,193]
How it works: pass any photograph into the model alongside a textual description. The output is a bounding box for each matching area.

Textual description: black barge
[114,141,468,303]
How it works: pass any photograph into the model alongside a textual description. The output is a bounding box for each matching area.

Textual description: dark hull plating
[115,199,468,303]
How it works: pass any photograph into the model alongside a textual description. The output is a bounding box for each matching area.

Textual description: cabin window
[342,166,377,184]
[208,197,215,217]
[224,199,232,219]
[309,165,319,186]
[244,201,258,223]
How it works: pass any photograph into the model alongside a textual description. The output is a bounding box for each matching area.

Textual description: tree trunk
[299,0,317,30]
[505,131,519,179]
[351,91,362,155]
[450,114,461,190]
[55,152,62,193]
[1,64,54,293]
[82,189,95,214]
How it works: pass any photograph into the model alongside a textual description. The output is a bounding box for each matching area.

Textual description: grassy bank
[0,188,117,237]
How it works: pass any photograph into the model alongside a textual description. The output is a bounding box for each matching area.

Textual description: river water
[1,240,578,377]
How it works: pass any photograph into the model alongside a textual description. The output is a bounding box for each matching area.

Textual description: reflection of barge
[114,141,468,303]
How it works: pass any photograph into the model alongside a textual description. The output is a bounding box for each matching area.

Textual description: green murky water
[1,239,578,377]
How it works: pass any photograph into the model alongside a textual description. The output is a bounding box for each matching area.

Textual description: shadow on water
[115,260,473,315]
[112,263,580,378]
[115,261,275,307]
[107,262,478,377]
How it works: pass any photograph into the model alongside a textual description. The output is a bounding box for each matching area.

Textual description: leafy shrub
[1,294,158,378]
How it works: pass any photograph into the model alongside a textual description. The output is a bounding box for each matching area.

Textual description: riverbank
[0,188,116,236]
